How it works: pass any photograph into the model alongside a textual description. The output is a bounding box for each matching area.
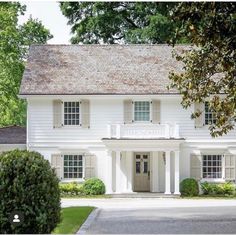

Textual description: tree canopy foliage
[61,2,236,136]
[60,2,184,44]
[169,2,236,137]
[0,2,52,127]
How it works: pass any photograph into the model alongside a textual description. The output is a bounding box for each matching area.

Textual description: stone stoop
[108,192,180,198]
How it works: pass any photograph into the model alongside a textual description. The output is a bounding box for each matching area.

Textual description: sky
[18,1,71,44]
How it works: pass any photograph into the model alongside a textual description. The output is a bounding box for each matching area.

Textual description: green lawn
[53,206,94,234]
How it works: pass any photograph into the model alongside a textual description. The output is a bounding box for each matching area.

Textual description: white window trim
[132,100,152,123]
[62,154,85,182]
[200,154,225,182]
[62,101,82,128]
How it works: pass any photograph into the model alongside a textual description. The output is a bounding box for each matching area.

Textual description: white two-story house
[19,45,236,195]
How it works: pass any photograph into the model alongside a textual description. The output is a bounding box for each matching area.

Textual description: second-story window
[64,102,80,125]
[205,102,216,125]
[134,101,150,122]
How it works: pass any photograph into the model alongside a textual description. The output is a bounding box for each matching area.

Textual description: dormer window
[134,101,150,122]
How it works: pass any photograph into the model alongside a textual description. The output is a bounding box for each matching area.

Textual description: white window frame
[201,154,225,182]
[62,154,84,182]
[204,102,216,125]
[133,100,152,123]
[62,101,81,127]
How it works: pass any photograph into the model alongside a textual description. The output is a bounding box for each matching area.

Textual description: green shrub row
[59,182,84,196]
[201,181,235,196]
[180,178,236,197]
[59,178,106,196]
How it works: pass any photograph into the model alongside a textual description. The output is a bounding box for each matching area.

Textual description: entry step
[109,192,180,198]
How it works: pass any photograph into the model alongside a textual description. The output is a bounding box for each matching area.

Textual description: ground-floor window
[202,155,222,179]
[63,154,83,179]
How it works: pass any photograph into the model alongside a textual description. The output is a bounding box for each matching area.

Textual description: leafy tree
[0,2,52,127]
[169,2,236,137]
[60,2,182,44]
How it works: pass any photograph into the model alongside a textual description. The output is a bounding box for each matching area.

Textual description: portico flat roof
[102,138,185,151]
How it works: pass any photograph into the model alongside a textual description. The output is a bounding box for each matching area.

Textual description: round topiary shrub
[0,150,61,234]
[82,178,105,195]
[180,178,199,196]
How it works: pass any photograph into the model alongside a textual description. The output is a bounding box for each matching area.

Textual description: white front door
[134,153,150,192]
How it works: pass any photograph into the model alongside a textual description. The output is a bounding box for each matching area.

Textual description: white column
[152,152,159,192]
[116,150,121,193]
[165,151,171,194]
[174,150,180,195]
[106,150,113,194]
[126,152,133,192]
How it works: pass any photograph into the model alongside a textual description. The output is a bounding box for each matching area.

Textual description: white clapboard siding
[27,97,236,144]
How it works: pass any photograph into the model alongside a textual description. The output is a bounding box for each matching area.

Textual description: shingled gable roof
[20,44,189,95]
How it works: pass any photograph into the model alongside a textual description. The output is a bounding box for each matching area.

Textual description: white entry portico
[103,139,183,195]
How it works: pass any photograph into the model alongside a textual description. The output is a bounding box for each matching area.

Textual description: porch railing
[107,123,180,139]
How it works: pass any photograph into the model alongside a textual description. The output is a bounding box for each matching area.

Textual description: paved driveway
[61,198,236,234]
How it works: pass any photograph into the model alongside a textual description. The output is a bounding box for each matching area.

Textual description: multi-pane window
[202,155,222,179]
[134,101,150,122]
[205,102,216,125]
[64,102,80,126]
[64,155,83,179]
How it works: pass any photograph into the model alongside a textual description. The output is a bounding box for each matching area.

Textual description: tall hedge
[0,150,61,233]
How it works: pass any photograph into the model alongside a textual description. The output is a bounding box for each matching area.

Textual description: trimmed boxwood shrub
[82,178,105,195]
[201,181,235,196]
[180,178,199,196]
[0,150,61,234]
[59,182,84,196]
